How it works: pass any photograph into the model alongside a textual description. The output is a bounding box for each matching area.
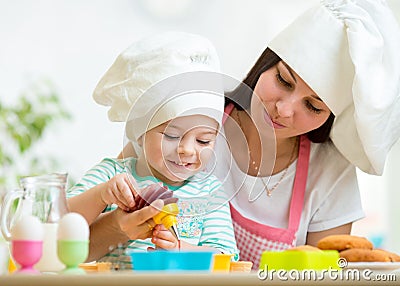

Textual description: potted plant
[0,79,71,191]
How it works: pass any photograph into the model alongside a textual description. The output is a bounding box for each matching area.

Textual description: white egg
[57,212,89,241]
[10,215,44,241]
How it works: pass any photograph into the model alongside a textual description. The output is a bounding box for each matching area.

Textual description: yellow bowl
[212,254,233,272]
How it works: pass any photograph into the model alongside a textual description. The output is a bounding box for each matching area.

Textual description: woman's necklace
[235,108,298,197]
[260,138,297,197]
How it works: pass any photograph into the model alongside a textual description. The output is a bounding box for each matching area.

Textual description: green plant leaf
[0,79,72,187]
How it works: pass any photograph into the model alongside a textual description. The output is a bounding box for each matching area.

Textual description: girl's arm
[68,173,137,225]
[68,182,108,225]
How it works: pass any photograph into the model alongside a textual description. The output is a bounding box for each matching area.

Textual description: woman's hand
[87,199,164,261]
[101,173,138,211]
[115,199,164,240]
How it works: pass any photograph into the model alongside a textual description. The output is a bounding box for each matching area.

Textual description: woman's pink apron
[223,104,311,270]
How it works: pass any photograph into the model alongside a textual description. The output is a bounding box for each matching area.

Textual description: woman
[85,0,400,268]
[213,48,359,268]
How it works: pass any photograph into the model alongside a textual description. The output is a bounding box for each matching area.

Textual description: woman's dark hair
[225,48,334,143]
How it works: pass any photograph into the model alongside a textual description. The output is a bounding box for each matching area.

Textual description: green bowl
[259,249,340,271]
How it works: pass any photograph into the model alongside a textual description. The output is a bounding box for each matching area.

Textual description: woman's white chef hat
[92,31,224,143]
[269,0,400,175]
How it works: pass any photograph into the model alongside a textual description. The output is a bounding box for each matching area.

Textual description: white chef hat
[269,0,400,175]
[92,31,224,142]
[125,70,224,143]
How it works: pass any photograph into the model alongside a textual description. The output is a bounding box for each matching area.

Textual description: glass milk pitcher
[0,173,69,272]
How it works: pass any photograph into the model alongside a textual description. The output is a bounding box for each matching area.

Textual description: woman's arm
[87,210,128,261]
[305,222,352,246]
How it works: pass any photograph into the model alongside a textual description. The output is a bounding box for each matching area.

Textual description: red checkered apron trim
[230,134,311,270]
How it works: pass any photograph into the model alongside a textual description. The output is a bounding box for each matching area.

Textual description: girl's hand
[149,224,179,250]
[101,173,138,211]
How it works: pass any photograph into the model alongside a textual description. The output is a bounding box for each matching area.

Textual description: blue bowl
[128,250,214,272]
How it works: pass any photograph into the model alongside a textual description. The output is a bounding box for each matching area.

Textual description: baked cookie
[317,235,373,251]
[373,249,400,262]
[287,245,323,252]
[340,248,392,262]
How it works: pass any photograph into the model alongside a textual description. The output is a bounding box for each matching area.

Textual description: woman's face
[251,61,331,140]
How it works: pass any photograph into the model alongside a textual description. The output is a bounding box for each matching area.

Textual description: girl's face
[251,61,331,140]
[138,115,218,186]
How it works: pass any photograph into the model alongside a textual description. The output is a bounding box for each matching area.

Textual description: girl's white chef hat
[92,31,224,143]
[269,0,400,175]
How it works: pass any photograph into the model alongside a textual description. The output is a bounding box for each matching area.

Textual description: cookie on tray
[340,248,391,262]
[373,249,400,262]
[317,235,373,251]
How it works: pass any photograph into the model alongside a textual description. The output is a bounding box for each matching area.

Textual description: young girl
[67,32,239,267]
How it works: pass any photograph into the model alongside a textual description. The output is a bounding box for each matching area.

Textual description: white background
[1,0,399,252]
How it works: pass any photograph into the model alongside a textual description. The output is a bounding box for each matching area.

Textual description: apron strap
[222,103,235,125]
[288,134,310,230]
